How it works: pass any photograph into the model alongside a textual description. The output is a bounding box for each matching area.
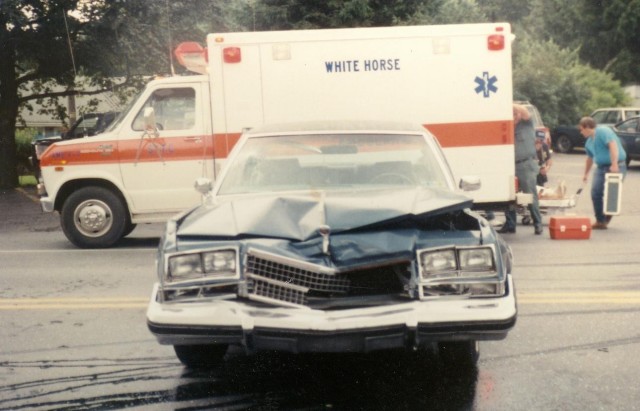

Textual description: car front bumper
[147,275,516,353]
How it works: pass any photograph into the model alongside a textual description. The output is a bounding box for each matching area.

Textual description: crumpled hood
[176,187,473,240]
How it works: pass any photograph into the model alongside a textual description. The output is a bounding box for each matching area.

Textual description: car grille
[245,253,350,307]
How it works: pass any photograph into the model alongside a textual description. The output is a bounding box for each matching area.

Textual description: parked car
[31,112,119,177]
[515,101,550,145]
[614,116,640,165]
[146,120,517,369]
[552,107,640,153]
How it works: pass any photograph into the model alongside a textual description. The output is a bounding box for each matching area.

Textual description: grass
[19,175,37,186]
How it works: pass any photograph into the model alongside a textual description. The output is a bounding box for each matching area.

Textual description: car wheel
[438,340,479,368]
[174,344,228,368]
[61,186,127,248]
[555,134,574,154]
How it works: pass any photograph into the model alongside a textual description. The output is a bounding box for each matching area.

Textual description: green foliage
[513,35,631,127]
[225,0,438,30]
[14,128,37,174]
[512,36,584,126]
[426,0,488,24]
[573,65,632,112]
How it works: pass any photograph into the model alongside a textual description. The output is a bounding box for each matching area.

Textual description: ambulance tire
[61,186,128,248]
[122,220,137,238]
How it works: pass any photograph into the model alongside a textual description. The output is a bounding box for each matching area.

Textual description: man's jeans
[592,163,627,223]
[504,158,542,230]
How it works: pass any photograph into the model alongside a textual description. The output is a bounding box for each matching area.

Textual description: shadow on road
[173,350,480,410]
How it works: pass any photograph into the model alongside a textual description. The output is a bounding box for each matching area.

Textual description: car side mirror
[459,176,481,191]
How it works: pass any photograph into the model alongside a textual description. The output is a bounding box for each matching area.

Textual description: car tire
[61,186,128,248]
[174,344,228,368]
[438,340,479,368]
[554,134,574,154]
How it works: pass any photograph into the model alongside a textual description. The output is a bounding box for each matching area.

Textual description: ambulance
[38,22,516,248]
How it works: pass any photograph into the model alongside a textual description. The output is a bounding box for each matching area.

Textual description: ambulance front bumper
[40,196,54,213]
[146,275,517,353]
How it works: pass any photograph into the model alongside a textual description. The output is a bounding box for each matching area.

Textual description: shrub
[15,128,38,175]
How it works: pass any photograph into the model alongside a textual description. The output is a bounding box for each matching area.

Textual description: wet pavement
[0,187,60,233]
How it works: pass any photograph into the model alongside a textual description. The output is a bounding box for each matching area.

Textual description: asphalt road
[1,153,640,410]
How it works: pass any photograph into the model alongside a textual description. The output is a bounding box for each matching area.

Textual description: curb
[15,187,41,204]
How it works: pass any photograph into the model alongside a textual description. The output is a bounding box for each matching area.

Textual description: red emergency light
[223,47,242,63]
[174,42,208,74]
[487,34,505,51]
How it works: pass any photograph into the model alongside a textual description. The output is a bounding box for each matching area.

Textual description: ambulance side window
[132,88,196,131]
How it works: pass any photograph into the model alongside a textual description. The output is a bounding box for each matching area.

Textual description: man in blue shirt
[579,117,627,229]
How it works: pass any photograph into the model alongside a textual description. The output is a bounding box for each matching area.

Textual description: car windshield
[217,133,451,195]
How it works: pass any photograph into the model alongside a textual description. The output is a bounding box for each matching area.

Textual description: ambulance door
[119,84,208,214]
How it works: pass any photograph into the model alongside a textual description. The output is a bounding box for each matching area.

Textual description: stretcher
[519,182,581,225]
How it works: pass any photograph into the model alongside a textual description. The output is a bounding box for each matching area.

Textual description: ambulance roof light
[487,34,505,51]
[174,42,208,74]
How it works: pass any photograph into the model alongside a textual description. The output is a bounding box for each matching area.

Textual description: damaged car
[146,121,517,368]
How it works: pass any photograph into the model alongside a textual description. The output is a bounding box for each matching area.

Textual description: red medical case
[549,215,591,240]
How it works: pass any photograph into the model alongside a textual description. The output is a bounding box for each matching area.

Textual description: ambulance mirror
[194,177,213,196]
[143,107,158,132]
[459,176,481,191]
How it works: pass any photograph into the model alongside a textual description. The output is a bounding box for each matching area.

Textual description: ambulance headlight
[166,248,238,283]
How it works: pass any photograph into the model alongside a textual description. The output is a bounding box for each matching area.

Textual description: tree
[225,0,443,30]
[0,0,227,189]
[523,0,640,84]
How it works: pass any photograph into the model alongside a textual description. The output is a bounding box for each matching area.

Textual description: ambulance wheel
[61,186,127,248]
[174,344,228,369]
[122,221,137,238]
[522,216,532,225]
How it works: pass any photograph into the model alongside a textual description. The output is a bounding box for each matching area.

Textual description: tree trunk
[0,17,19,189]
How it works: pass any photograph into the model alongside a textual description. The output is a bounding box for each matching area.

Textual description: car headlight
[419,247,457,278]
[458,247,495,273]
[166,248,238,283]
[417,245,502,298]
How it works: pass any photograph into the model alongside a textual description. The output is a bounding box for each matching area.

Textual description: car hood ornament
[318,224,331,255]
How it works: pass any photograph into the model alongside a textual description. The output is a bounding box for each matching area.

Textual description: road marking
[0,297,148,310]
[517,291,640,304]
[2,292,640,310]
